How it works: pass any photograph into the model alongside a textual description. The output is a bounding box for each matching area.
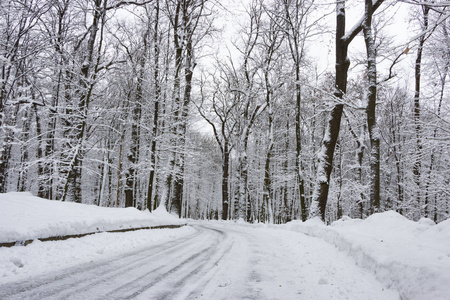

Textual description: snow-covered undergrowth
[283,212,450,300]
[0,192,185,243]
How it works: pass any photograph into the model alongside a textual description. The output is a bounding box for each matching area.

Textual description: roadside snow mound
[0,192,185,243]
[284,211,450,300]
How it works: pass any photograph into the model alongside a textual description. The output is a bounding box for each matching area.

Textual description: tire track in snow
[151,226,235,300]
[0,225,230,300]
[0,223,400,300]
[103,227,224,299]
[0,226,205,299]
[103,226,232,299]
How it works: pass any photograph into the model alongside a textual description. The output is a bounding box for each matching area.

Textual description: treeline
[1,0,449,224]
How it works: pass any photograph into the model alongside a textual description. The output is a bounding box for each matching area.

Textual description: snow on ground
[186,222,400,300]
[1,222,399,300]
[0,192,184,243]
[282,212,450,300]
[0,226,196,285]
[1,192,448,299]
[0,192,193,284]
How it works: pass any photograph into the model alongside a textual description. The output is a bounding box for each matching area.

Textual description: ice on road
[0,223,399,300]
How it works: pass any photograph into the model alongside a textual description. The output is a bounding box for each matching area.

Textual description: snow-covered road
[0,223,399,300]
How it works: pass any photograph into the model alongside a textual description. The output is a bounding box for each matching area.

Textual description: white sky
[201,0,414,80]
[193,0,414,119]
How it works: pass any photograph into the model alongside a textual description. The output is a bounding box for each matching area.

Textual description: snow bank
[284,211,450,300]
[0,192,185,243]
[0,226,196,284]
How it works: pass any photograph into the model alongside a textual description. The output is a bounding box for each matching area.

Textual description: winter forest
[1,0,449,224]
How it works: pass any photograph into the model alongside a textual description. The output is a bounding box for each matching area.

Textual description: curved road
[0,223,399,300]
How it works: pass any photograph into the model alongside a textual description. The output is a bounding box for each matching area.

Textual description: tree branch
[342,0,385,46]
[106,0,153,11]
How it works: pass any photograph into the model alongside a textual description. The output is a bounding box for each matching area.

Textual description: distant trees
[162,0,210,216]
[0,0,449,224]
[281,0,318,221]
[197,69,236,220]
[0,0,46,193]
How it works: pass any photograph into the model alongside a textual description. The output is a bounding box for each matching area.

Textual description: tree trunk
[309,0,384,221]
[0,106,17,193]
[336,141,343,219]
[222,143,230,220]
[116,132,125,207]
[17,106,31,192]
[98,146,109,207]
[413,5,429,218]
[172,20,195,217]
[263,137,273,223]
[165,0,183,216]
[357,125,366,218]
[284,116,291,222]
[309,1,348,221]
[295,68,307,221]
[39,0,69,200]
[147,0,161,211]
[425,70,446,218]
[363,0,380,213]
[125,47,146,208]
[40,90,58,199]
[61,0,105,202]
[34,103,44,196]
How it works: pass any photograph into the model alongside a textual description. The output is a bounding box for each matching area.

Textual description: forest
[0,0,449,224]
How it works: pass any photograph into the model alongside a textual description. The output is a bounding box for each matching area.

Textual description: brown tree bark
[413,5,429,217]
[147,0,161,211]
[363,0,380,213]
[309,0,384,221]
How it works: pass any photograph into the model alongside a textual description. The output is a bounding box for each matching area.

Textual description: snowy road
[0,223,399,300]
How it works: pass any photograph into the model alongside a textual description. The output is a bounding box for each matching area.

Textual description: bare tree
[147,0,162,211]
[309,0,385,221]
[197,72,235,220]
[363,0,381,213]
[280,0,320,221]
[164,0,207,216]
[0,0,45,192]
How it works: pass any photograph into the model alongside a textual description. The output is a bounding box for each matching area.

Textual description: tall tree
[147,0,162,211]
[59,0,107,202]
[164,0,207,216]
[412,3,429,216]
[38,0,71,200]
[309,0,385,221]
[0,0,44,193]
[260,5,284,223]
[197,73,235,220]
[363,0,380,213]
[232,0,267,220]
[124,18,151,208]
[281,0,317,221]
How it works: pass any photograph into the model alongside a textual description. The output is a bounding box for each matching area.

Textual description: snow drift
[284,211,450,300]
[0,192,184,243]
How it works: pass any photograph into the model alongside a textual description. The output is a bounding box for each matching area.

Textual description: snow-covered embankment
[0,192,185,244]
[284,212,450,300]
